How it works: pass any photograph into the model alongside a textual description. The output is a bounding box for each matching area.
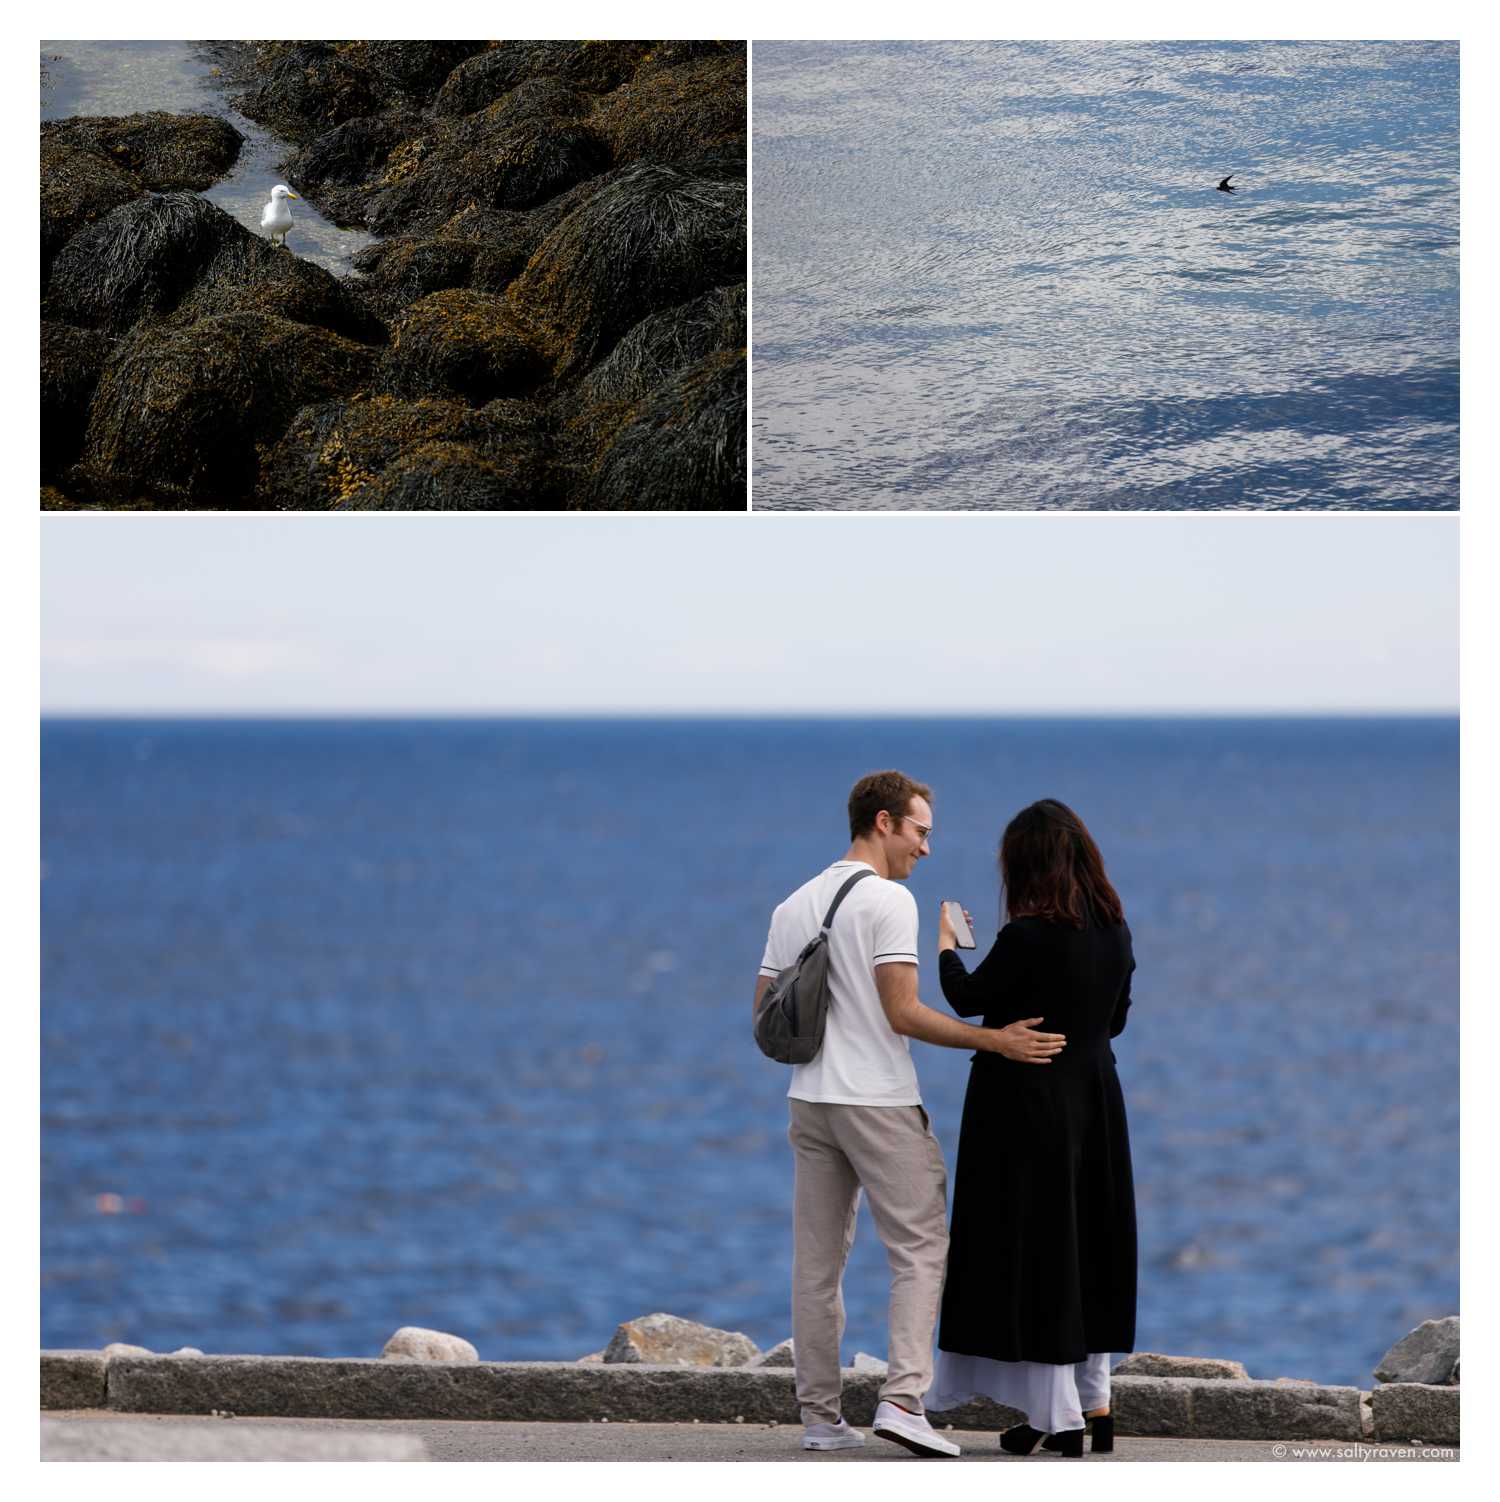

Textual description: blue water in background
[752,41,1459,509]
[41,717,1458,1387]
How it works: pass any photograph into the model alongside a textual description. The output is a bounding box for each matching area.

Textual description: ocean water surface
[41,717,1457,1387]
[752,41,1459,509]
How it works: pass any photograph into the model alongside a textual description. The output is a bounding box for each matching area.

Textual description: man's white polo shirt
[758,860,922,1106]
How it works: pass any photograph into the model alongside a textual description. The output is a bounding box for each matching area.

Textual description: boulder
[45,192,383,344]
[1369,1382,1460,1445]
[227,40,482,142]
[574,284,746,408]
[432,43,651,118]
[41,321,118,482]
[577,349,745,509]
[380,1327,479,1363]
[335,440,540,511]
[363,116,612,237]
[381,289,545,404]
[594,52,746,167]
[40,143,143,268]
[1112,1353,1250,1381]
[506,161,746,380]
[82,311,378,507]
[603,1314,758,1368]
[852,1353,887,1375]
[1374,1317,1459,1386]
[102,1343,154,1359]
[747,1339,795,1369]
[41,112,243,191]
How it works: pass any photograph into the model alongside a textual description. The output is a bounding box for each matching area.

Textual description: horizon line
[38,708,1460,721]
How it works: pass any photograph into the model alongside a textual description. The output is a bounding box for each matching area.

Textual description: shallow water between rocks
[41,40,377,274]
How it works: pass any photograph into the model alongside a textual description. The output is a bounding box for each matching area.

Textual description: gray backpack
[754,869,874,1064]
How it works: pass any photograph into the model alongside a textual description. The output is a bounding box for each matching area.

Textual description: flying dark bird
[1216,175,1237,193]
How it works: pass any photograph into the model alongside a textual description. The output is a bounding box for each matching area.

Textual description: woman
[925,799,1136,1457]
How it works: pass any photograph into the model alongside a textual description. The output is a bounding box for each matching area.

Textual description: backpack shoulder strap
[820,867,876,931]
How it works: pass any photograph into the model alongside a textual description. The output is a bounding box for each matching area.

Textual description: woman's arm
[939,920,1029,1019]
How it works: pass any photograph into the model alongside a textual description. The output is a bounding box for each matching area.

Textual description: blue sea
[41,717,1458,1389]
[752,41,1459,509]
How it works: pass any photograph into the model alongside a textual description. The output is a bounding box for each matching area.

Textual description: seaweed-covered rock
[506,162,746,379]
[284,114,424,207]
[259,393,507,507]
[41,322,119,482]
[41,113,243,190]
[381,289,545,403]
[233,41,483,142]
[579,349,745,509]
[46,192,383,343]
[338,439,546,510]
[82,312,378,507]
[439,76,589,129]
[635,42,747,78]
[594,53,746,166]
[41,143,144,267]
[351,237,482,318]
[432,42,651,117]
[575,284,746,407]
[365,117,612,236]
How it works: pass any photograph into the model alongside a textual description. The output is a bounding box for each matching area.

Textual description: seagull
[1216,175,1237,193]
[261,183,300,246]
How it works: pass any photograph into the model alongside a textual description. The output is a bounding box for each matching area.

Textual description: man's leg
[789,1099,861,1425]
[829,1105,949,1414]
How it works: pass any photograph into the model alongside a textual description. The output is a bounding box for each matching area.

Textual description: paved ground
[41,1412,1460,1462]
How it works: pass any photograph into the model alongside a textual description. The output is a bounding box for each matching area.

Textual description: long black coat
[936,915,1137,1365]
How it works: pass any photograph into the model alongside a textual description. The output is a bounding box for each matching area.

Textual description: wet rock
[41,143,143,268]
[507,162,746,380]
[432,42,652,118]
[41,112,243,191]
[603,1314,759,1368]
[335,440,546,511]
[578,350,746,509]
[1374,1317,1459,1386]
[365,117,612,237]
[259,393,522,507]
[380,1327,479,1363]
[284,113,424,217]
[381,289,546,404]
[41,322,118,482]
[45,193,383,344]
[747,1339,795,1369]
[575,284,746,408]
[1112,1353,1251,1380]
[82,311,377,508]
[594,53,747,166]
[228,41,481,143]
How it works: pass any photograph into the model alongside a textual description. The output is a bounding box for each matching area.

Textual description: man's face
[883,796,933,880]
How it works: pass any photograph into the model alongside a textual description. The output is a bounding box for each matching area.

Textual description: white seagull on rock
[261,183,299,246]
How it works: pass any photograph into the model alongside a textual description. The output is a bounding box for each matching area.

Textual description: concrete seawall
[39,1352,1459,1445]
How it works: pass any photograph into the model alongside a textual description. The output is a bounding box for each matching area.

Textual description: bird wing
[1219,175,1234,188]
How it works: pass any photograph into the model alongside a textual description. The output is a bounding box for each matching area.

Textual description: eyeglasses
[892,813,933,840]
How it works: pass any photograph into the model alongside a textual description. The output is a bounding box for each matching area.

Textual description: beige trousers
[788,1098,950,1423]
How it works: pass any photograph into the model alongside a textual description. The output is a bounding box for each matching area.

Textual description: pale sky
[40,514,1455,714]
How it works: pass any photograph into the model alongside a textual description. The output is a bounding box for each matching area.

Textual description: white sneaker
[872,1400,962,1457]
[802,1417,867,1451]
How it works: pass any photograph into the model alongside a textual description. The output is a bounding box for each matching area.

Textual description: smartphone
[942,900,976,949]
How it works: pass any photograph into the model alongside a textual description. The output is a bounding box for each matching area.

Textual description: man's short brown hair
[848,770,933,840]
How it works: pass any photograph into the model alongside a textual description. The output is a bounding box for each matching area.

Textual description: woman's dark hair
[1000,799,1124,928]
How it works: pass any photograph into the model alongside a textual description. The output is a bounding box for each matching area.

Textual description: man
[755,771,1067,1457]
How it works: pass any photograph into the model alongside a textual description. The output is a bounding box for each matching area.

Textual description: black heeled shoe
[1000,1424,1085,1457]
[1042,1413,1113,1454]
[999,1424,1047,1455]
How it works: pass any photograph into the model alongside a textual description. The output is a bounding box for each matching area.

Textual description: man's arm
[753,974,772,1024]
[876,964,1065,1063]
